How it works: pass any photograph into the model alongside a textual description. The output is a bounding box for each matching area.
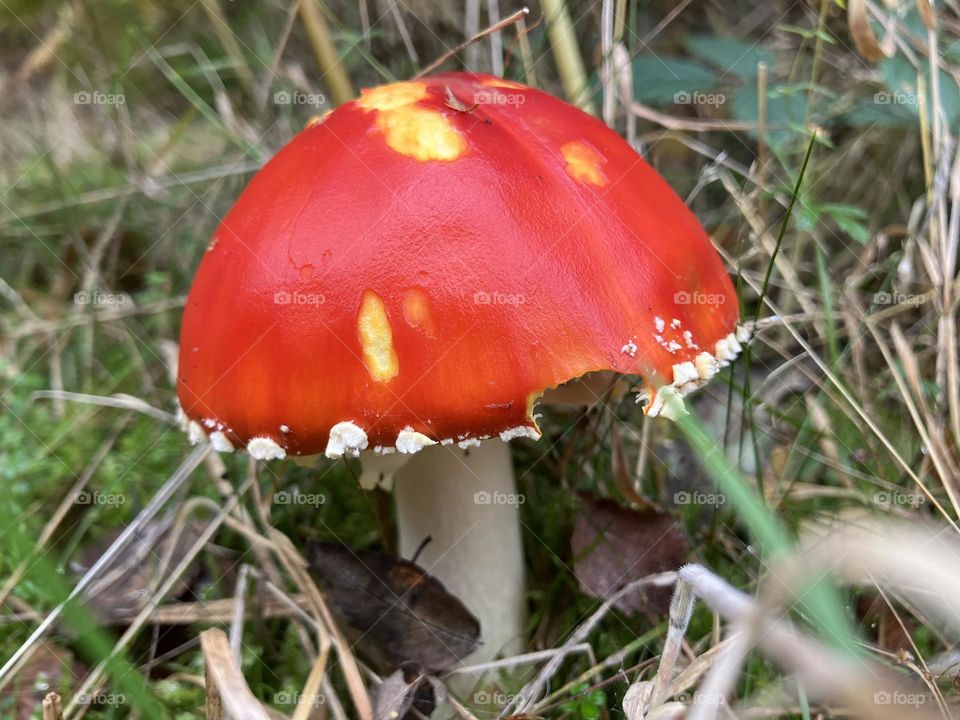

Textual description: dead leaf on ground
[307,540,480,673]
[857,593,915,653]
[72,517,206,622]
[373,663,442,720]
[571,493,690,616]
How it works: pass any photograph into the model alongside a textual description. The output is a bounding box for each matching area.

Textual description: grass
[2,0,960,718]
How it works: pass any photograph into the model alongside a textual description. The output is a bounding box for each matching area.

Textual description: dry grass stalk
[298,0,355,105]
[201,628,272,720]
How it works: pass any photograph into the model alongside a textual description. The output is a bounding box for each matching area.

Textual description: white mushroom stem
[392,440,526,663]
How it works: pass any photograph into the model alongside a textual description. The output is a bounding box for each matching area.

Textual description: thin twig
[415,8,529,79]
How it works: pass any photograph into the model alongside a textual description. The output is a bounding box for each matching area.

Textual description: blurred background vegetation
[2,0,959,718]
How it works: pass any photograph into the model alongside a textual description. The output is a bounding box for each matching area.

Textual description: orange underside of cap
[177,72,740,456]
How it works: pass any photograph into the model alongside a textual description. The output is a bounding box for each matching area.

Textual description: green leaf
[842,100,916,128]
[684,34,774,79]
[779,23,836,43]
[631,55,717,104]
[799,202,871,245]
[733,83,809,147]
[878,55,960,126]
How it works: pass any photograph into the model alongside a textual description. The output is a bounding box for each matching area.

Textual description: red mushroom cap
[177,72,742,459]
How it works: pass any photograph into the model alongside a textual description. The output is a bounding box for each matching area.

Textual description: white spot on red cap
[499,425,541,442]
[325,421,369,459]
[210,431,234,453]
[695,352,720,380]
[647,385,688,420]
[672,362,698,386]
[396,427,436,454]
[187,421,206,445]
[247,436,286,460]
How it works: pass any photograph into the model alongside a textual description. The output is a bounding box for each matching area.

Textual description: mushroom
[177,73,743,663]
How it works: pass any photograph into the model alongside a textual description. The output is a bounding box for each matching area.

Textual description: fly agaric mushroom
[177,72,744,662]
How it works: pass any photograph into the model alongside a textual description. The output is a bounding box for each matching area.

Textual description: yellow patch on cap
[375,106,465,161]
[357,81,428,111]
[358,290,399,382]
[481,77,526,90]
[560,141,607,187]
[357,80,465,162]
[402,287,435,336]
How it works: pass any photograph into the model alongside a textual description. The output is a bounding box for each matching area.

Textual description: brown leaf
[848,0,892,63]
[307,541,480,673]
[74,518,206,622]
[571,494,689,616]
[373,664,440,720]
[857,594,914,653]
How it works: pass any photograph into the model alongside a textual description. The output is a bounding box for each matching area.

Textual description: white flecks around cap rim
[247,436,286,460]
[647,385,688,420]
[175,402,188,431]
[714,332,743,364]
[672,361,698,386]
[620,338,638,357]
[695,352,720,380]
[457,437,483,449]
[209,431,234,453]
[325,421,369,459]
[187,420,206,445]
[396,427,437,454]
[499,425,542,442]
[642,325,751,420]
